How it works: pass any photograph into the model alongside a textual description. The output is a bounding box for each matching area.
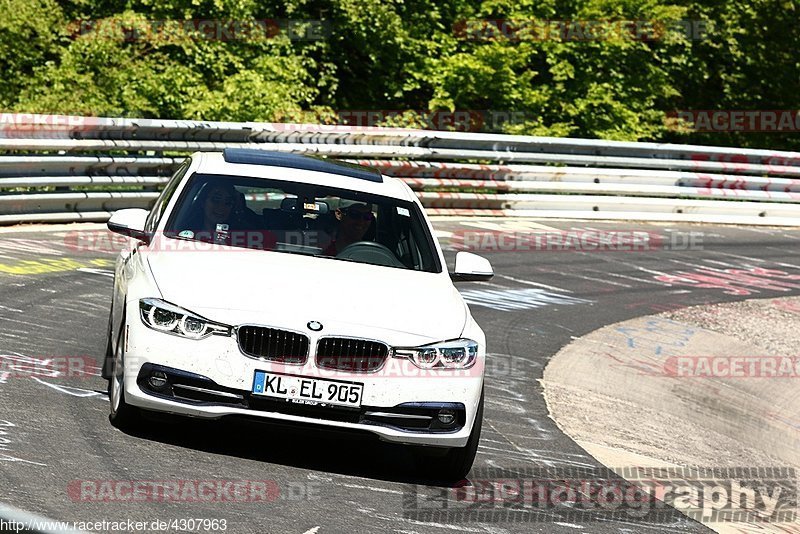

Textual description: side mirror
[450,251,494,282]
[107,208,150,243]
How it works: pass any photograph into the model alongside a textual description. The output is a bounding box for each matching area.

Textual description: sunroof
[222,148,383,183]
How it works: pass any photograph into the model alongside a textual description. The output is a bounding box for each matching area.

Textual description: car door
[111,158,192,345]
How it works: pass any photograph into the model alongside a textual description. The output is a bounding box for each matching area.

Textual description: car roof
[222,148,383,182]
[193,151,414,201]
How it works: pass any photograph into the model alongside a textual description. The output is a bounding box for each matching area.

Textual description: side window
[145,158,191,233]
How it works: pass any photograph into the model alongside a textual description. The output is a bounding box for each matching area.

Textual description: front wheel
[108,311,141,430]
[101,305,114,380]
[416,389,484,482]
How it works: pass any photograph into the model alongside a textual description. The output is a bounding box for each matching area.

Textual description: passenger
[322,200,375,256]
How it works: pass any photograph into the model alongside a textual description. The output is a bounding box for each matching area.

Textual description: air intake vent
[238,326,309,364]
[316,338,389,372]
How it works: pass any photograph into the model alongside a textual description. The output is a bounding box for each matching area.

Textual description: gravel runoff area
[542,296,800,533]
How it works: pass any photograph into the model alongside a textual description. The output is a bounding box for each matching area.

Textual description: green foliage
[0,0,65,108]
[0,0,798,148]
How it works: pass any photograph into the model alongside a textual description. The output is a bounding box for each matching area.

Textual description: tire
[101,306,114,380]
[107,309,141,430]
[417,388,484,482]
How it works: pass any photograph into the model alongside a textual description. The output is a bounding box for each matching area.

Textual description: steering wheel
[336,241,405,268]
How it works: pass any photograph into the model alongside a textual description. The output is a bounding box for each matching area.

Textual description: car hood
[145,247,467,342]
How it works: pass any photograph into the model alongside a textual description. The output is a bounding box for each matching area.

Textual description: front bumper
[122,318,484,448]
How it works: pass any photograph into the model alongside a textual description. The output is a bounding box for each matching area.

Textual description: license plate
[252,371,364,408]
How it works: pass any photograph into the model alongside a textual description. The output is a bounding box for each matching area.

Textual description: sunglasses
[208,195,234,207]
[343,210,375,221]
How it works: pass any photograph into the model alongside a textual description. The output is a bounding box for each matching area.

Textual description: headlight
[139,299,231,339]
[392,339,478,369]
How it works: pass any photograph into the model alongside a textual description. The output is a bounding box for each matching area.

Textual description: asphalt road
[2,219,800,533]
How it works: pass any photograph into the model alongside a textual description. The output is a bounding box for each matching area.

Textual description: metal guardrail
[2,113,800,225]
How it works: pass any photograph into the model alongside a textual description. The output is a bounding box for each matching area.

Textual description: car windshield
[163,173,441,273]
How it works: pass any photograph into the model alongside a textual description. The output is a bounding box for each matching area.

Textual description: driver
[322,200,375,256]
[180,180,277,250]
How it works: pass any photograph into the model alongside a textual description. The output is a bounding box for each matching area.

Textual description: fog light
[437,409,456,425]
[148,371,168,390]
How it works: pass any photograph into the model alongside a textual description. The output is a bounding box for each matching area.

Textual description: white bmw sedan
[103,148,493,480]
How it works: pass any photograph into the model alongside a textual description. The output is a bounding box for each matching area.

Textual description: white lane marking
[0,238,67,256]
[568,251,671,283]
[629,264,673,278]
[0,454,48,466]
[665,258,748,271]
[679,253,800,273]
[701,259,738,267]
[0,223,105,234]
[561,254,663,285]
[736,227,780,235]
[477,528,511,534]
[352,504,485,532]
[434,230,453,238]
[601,518,692,532]
[307,471,401,488]
[475,443,593,468]
[774,232,800,241]
[603,271,662,286]
[493,273,573,293]
[339,482,403,495]
[710,251,766,264]
[482,420,595,469]
[459,220,561,232]
[0,354,102,378]
[483,458,503,468]
[0,304,23,313]
[762,248,800,269]
[565,271,632,288]
[553,522,583,529]
[471,281,507,288]
[77,268,115,278]
[301,528,320,534]
[0,420,48,466]
[31,377,102,397]
[478,438,509,444]
[459,288,591,312]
